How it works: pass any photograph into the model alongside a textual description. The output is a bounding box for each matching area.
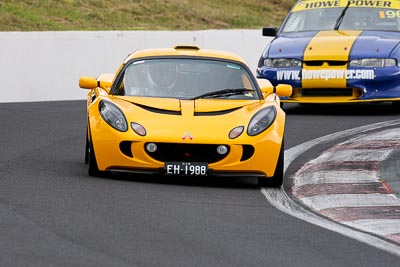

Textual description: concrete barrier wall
[0,30,272,103]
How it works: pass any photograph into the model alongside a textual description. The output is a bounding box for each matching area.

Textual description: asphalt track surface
[1,100,399,266]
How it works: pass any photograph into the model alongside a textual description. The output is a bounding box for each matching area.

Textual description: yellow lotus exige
[79,45,292,187]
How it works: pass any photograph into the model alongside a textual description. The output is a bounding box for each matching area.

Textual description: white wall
[0,30,271,103]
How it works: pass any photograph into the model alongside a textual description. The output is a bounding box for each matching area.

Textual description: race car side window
[282,12,306,32]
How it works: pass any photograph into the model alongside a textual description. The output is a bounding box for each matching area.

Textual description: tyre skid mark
[327,140,400,151]
[298,161,380,173]
[319,206,400,221]
[294,170,379,187]
[294,182,390,198]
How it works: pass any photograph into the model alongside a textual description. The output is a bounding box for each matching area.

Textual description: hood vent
[194,107,241,116]
[134,103,241,116]
[136,103,181,115]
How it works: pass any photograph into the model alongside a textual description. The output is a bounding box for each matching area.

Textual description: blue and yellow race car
[257,0,400,112]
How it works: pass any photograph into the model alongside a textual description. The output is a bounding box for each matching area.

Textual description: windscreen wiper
[334,1,351,30]
[190,88,255,100]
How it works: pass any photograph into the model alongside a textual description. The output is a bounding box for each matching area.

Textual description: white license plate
[165,162,208,176]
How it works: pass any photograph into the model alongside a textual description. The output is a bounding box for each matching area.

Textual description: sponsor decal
[379,9,400,18]
[276,69,375,81]
[294,0,395,11]
[348,0,392,7]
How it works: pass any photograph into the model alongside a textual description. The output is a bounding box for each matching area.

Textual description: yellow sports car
[79,45,292,187]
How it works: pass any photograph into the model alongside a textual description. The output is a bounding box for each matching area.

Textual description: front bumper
[257,66,400,103]
[89,116,285,178]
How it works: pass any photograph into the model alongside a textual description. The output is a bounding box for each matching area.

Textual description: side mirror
[274,84,292,97]
[258,78,273,94]
[258,79,292,97]
[79,76,112,91]
[79,77,98,89]
[262,27,278,37]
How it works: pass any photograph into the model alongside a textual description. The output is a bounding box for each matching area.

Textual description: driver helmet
[147,61,179,89]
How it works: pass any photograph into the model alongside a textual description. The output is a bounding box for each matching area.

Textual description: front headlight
[349,58,396,67]
[99,100,128,132]
[247,106,277,136]
[263,58,302,68]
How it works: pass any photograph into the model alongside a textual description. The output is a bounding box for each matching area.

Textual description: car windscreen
[281,6,400,33]
[116,58,259,100]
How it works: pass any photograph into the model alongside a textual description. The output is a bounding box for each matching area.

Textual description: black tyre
[88,138,107,177]
[392,101,400,114]
[84,129,89,164]
[258,141,284,187]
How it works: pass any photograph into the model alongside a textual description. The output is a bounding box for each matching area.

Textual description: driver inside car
[122,61,181,97]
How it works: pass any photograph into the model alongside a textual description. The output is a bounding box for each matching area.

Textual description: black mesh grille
[146,143,229,163]
[301,88,353,97]
[304,61,347,67]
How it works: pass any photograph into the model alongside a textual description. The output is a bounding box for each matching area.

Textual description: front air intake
[146,143,229,163]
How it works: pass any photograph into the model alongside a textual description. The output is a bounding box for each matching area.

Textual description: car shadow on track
[94,170,261,189]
